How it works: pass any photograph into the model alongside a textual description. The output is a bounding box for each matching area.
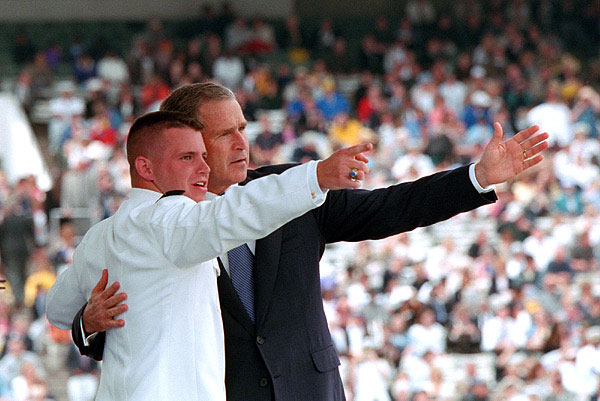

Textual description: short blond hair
[125,111,203,169]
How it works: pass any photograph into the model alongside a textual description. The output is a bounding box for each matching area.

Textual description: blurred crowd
[1,0,600,400]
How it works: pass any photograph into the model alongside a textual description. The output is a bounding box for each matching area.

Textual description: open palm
[475,123,549,187]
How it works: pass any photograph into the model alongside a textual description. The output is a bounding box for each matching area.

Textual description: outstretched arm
[155,144,372,268]
[474,123,549,188]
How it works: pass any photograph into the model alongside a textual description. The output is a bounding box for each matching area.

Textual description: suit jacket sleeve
[313,164,497,243]
[71,303,106,361]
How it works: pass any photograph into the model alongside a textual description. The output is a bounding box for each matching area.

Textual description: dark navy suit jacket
[71,164,496,401]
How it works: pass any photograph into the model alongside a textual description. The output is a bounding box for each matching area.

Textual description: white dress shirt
[46,161,325,401]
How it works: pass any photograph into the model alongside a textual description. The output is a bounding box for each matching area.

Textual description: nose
[232,130,248,150]
[197,157,210,174]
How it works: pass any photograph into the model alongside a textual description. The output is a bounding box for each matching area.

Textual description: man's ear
[134,156,154,181]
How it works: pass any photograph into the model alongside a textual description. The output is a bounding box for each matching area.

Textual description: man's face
[150,127,210,202]
[197,99,249,194]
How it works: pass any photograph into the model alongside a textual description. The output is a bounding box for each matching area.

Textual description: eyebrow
[220,121,248,135]
[175,151,200,157]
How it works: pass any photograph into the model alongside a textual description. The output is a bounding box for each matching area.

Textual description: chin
[234,171,247,183]
[188,191,207,202]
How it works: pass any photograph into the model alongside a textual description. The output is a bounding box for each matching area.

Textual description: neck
[207,184,229,195]
[131,177,162,194]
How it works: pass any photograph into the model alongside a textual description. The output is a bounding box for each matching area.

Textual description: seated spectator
[66,344,99,401]
[570,231,597,272]
[391,142,434,183]
[48,81,85,155]
[325,38,354,75]
[460,380,490,401]
[44,42,62,70]
[0,335,44,384]
[10,361,48,401]
[88,100,120,147]
[225,17,251,51]
[543,247,573,291]
[316,78,350,122]
[12,33,36,65]
[358,34,385,74]
[462,90,493,129]
[96,51,129,84]
[328,112,367,147]
[251,115,283,165]
[313,18,337,55]
[353,347,392,401]
[257,80,283,110]
[23,248,56,320]
[407,308,446,356]
[572,86,600,139]
[212,50,245,90]
[527,81,573,148]
[49,218,77,273]
[523,228,558,271]
[448,302,481,353]
[481,304,523,352]
[29,51,54,98]
[524,309,553,352]
[72,54,97,85]
[356,84,386,127]
[239,18,276,55]
[553,184,584,216]
[139,74,170,112]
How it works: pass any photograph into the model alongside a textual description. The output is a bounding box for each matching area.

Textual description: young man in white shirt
[45,111,371,400]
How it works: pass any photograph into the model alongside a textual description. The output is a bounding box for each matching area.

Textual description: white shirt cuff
[308,160,328,202]
[80,316,98,347]
[469,164,495,193]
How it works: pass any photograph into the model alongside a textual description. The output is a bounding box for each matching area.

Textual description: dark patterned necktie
[228,243,255,322]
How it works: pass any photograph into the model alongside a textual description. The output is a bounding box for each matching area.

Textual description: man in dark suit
[69,83,548,400]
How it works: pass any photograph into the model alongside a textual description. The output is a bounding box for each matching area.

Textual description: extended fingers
[106,303,128,323]
[91,269,109,295]
[104,291,127,308]
[513,125,540,143]
[523,154,544,170]
[520,132,549,150]
[87,292,128,331]
[92,281,121,303]
[343,142,373,156]
[354,152,369,163]
[101,313,126,329]
[524,141,549,159]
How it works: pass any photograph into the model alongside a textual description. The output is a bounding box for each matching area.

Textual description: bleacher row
[0,16,383,79]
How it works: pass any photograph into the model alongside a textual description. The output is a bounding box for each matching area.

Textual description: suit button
[259,378,269,387]
[256,336,265,345]
[273,373,281,379]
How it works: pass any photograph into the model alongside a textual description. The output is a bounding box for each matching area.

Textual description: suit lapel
[216,258,255,336]
[254,229,282,328]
